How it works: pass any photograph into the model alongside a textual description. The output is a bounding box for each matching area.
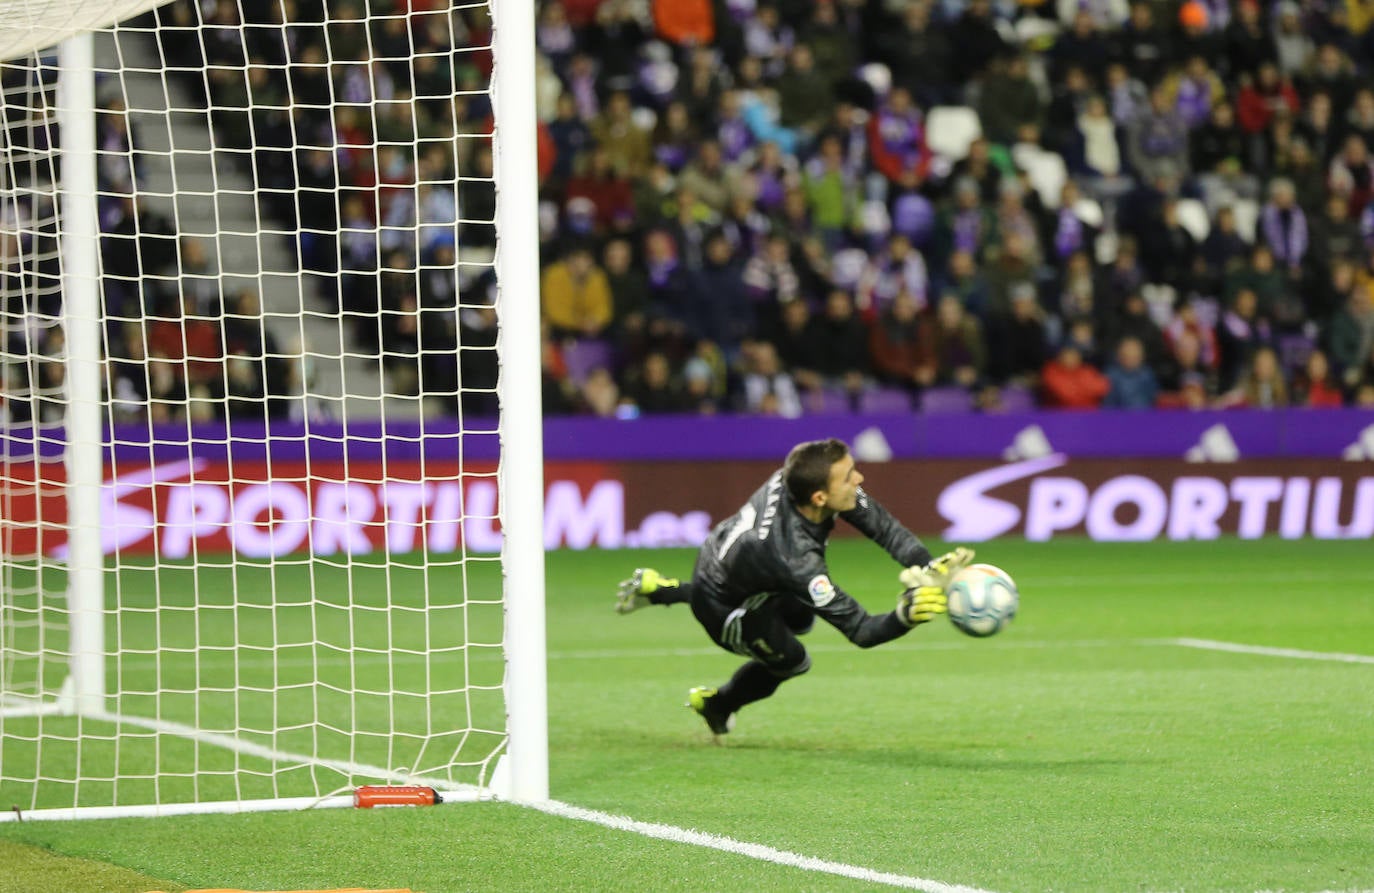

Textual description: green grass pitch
[1,537,1372,892]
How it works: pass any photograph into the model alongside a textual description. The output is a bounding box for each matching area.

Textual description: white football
[946,563,1018,638]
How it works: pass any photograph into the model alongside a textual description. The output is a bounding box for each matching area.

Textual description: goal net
[0,0,546,818]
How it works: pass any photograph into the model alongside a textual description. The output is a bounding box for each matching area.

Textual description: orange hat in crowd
[1179,1,1208,29]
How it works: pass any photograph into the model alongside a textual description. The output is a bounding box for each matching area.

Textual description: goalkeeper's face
[821,455,864,514]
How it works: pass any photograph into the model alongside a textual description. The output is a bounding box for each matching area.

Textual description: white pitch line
[32,712,999,890]
[85,709,484,796]
[1169,638,1374,665]
[528,799,997,893]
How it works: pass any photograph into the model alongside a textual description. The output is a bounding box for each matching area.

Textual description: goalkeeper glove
[899,546,976,590]
[896,586,948,627]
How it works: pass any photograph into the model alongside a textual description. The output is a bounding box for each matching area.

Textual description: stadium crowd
[8,0,1374,426]
[518,0,1374,416]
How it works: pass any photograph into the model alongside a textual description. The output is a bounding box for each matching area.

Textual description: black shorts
[691,592,814,678]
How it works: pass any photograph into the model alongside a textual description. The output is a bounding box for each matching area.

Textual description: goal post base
[0,675,104,719]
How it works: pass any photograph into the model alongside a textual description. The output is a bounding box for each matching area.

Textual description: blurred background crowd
[6,0,1374,426]
[523,0,1374,417]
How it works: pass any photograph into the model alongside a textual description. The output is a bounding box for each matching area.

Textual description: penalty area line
[1168,638,1374,664]
[527,799,997,893]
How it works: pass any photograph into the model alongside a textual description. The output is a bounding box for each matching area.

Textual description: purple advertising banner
[2,407,1373,464]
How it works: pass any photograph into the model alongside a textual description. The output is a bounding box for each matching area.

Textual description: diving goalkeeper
[616,437,973,735]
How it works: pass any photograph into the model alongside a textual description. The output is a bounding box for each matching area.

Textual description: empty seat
[924,106,982,162]
[1174,198,1211,242]
[859,387,914,414]
[803,387,852,415]
[1230,198,1260,242]
[561,338,615,386]
[920,386,974,413]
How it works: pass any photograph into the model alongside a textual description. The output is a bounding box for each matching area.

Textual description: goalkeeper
[615,437,972,735]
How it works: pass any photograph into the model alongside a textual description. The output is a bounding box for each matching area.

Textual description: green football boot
[614,568,678,614]
[686,686,735,735]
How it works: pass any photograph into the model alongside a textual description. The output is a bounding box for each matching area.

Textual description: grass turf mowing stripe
[1169,638,1374,664]
[529,799,998,893]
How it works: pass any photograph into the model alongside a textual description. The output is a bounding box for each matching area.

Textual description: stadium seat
[1014,15,1061,47]
[562,338,615,386]
[803,387,853,415]
[1015,147,1068,208]
[1277,332,1316,372]
[1174,198,1211,241]
[859,386,914,414]
[920,386,974,413]
[1230,199,1260,242]
[924,107,982,162]
[1073,197,1104,227]
[999,385,1037,413]
[858,62,892,98]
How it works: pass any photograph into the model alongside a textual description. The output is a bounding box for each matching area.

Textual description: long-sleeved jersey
[691,469,934,648]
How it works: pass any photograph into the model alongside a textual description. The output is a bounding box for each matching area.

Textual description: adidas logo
[1184,423,1239,463]
[1342,423,1374,461]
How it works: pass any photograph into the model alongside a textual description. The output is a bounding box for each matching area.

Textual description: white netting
[0,0,516,814]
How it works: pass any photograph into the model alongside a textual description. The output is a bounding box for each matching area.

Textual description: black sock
[715,661,784,713]
[649,580,692,606]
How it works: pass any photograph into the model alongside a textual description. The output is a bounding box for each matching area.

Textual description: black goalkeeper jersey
[691,469,934,648]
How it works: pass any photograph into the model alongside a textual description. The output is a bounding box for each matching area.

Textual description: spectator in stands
[739,340,803,418]
[689,230,754,359]
[1050,12,1112,84]
[1292,348,1345,407]
[1225,0,1277,80]
[775,44,833,142]
[678,140,733,215]
[1104,61,1149,129]
[989,282,1049,386]
[937,177,996,264]
[579,366,624,418]
[877,1,955,107]
[541,243,613,339]
[772,298,824,393]
[1138,197,1199,288]
[947,0,1009,84]
[1073,93,1124,183]
[1201,205,1252,276]
[1217,287,1275,391]
[1128,84,1192,184]
[803,134,860,249]
[1221,345,1290,408]
[869,290,934,396]
[868,87,931,188]
[1307,194,1363,279]
[1040,343,1110,409]
[742,233,802,339]
[949,137,1004,206]
[940,249,992,320]
[928,294,987,391]
[1326,283,1374,388]
[1260,177,1309,277]
[811,289,872,402]
[1104,335,1160,408]
[978,55,1044,146]
[1117,2,1170,85]
[1158,326,1219,401]
[1328,134,1374,216]
[1191,101,1253,205]
[592,91,653,178]
[623,351,690,415]
[857,233,930,323]
[1165,55,1226,131]
[1238,62,1301,136]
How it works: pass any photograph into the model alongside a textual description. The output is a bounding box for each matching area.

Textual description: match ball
[946,563,1018,638]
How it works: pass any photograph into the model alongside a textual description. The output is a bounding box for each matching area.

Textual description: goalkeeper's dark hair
[783,438,849,507]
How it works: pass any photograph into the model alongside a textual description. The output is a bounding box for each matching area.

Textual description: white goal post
[0,0,547,818]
